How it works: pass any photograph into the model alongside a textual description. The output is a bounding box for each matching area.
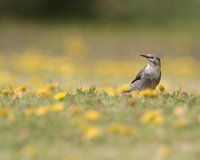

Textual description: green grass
[0,87,200,160]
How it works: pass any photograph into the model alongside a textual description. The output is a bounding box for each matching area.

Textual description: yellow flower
[84,110,101,121]
[130,91,138,98]
[66,154,80,160]
[54,92,66,100]
[108,122,135,136]
[14,84,27,97]
[67,105,82,115]
[71,117,89,129]
[157,145,170,159]
[24,107,35,117]
[198,114,200,122]
[1,89,11,95]
[83,126,102,139]
[140,109,165,126]
[102,86,115,96]
[139,89,157,97]
[7,113,16,122]
[37,88,51,97]
[63,35,88,59]
[173,106,187,117]
[24,145,38,158]
[174,117,189,128]
[0,107,15,121]
[47,83,58,91]
[117,84,129,94]
[35,106,49,116]
[36,83,58,97]
[50,104,64,112]
[157,84,165,93]
[14,84,27,93]
[0,108,11,117]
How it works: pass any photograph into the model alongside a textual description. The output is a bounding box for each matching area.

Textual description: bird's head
[140,54,161,66]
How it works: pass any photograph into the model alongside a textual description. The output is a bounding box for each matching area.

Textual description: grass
[0,86,200,160]
[0,22,200,159]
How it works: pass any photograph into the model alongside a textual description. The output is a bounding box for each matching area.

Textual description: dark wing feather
[157,71,161,83]
[131,67,145,84]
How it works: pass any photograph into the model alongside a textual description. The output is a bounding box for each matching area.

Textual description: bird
[126,54,161,92]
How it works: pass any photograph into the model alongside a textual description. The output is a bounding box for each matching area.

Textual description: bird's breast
[145,67,160,80]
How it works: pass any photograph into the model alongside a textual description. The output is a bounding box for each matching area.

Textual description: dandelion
[83,126,102,139]
[24,145,38,158]
[50,103,64,112]
[103,86,115,96]
[157,84,165,93]
[108,122,135,136]
[130,91,138,98]
[54,92,66,100]
[7,113,16,122]
[63,35,88,59]
[139,89,157,97]
[24,106,35,117]
[47,83,58,91]
[140,109,165,126]
[14,84,27,97]
[37,88,51,97]
[35,106,49,116]
[71,117,89,130]
[14,84,27,92]
[198,114,200,122]
[66,154,80,160]
[128,97,137,107]
[84,110,101,121]
[173,106,187,117]
[0,107,11,117]
[0,107,16,121]
[1,89,11,95]
[117,84,129,94]
[174,117,189,128]
[157,145,170,159]
[67,105,82,115]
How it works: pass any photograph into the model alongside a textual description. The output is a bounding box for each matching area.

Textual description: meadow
[0,23,200,160]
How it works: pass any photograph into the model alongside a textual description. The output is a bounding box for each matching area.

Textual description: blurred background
[0,0,200,91]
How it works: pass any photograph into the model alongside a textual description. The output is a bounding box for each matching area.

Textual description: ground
[0,22,200,160]
[0,86,200,160]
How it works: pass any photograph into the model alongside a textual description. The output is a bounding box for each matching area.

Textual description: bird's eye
[149,57,153,59]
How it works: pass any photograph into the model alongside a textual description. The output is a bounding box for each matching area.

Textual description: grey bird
[126,54,161,92]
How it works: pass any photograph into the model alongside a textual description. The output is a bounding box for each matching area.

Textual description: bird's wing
[131,67,145,84]
[157,70,161,83]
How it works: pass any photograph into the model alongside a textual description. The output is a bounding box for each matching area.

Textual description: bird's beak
[140,54,149,58]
